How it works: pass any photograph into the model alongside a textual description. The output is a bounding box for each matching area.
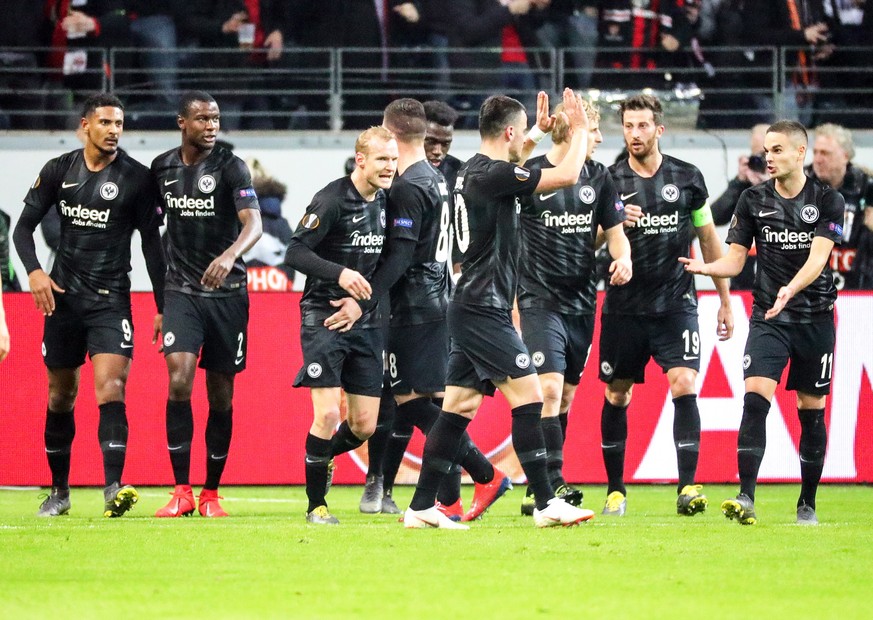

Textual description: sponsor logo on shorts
[164,332,176,347]
[600,361,613,376]
[579,185,596,204]
[198,175,216,194]
[100,182,119,200]
[532,351,545,367]
[743,354,751,370]
[307,363,323,378]
[515,354,530,369]
[800,204,819,224]
[661,184,680,202]
[41,342,46,357]
[120,342,133,349]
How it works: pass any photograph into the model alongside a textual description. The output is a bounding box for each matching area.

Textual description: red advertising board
[1,292,871,486]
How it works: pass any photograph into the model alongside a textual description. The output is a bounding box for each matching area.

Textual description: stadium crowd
[2,1,873,129]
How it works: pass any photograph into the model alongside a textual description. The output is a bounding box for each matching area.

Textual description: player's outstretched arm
[604,224,632,286]
[765,236,834,320]
[201,208,263,289]
[696,220,735,340]
[534,88,589,193]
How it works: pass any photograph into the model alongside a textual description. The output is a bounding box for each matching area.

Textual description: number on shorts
[820,353,833,381]
[121,319,132,342]
[388,353,398,379]
[682,329,700,355]
[237,332,244,358]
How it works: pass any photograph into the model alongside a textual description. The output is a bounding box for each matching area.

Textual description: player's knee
[167,372,194,400]
[48,391,77,413]
[348,415,376,440]
[94,375,126,404]
[314,408,341,433]
[669,372,696,397]
[605,384,632,407]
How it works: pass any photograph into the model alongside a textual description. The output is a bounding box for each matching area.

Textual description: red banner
[1,292,871,486]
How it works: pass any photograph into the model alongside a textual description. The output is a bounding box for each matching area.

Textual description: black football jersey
[604,154,708,315]
[21,148,161,301]
[152,145,259,298]
[518,157,626,315]
[728,177,843,323]
[451,153,542,310]
[387,160,451,325]
[292,176,386,328]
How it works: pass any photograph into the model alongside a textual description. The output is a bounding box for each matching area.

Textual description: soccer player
[680,120,843,525]
[12,92,166,517]
[331,99,511,522]
[152,91,263,518]
[598,93,734,518]
[285,126,398,524]
[516,98,632,516]
[403,89,597,529]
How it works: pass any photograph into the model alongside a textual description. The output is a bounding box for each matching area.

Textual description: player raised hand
[534,91,556,134]
[559,88,589,133]
[339,268,372,300]
[28,269,65,316]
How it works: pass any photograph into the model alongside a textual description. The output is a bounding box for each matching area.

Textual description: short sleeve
[291,190,340,250]
[387,178,426,243]
[479,161,543,199]
[227,157,260,212]
[815,187,845,245]
[597,172,626,231]
[725,187,755,249]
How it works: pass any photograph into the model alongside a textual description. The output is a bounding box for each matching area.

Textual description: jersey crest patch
[579,185,596,204]
[661,184,680,203]
[801,204,819,224]
[198,175,216,194]
[300,214,320,230]
[100,182,119,200]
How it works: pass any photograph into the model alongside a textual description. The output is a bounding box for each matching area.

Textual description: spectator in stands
[125,2,180,111]
[0,1,49,129]
[695,0,775,129]
[711,123,770,289]
[242,159,294,282]
[741,1,831,126]
[597,0,695,91]
[531,1,601,90]
[815,0,873,127]
[443,0,534,128]
[806,123,873,290]
[45,0,131,114]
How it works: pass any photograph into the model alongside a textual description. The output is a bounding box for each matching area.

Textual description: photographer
[711,123,770,289]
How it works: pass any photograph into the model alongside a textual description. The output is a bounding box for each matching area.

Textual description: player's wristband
[527,126,549,144]
[691,203,713,227]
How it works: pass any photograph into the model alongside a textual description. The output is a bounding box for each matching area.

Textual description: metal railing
[1,45,871,131]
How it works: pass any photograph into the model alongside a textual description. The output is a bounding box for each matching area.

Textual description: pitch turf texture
[1,485,871,619]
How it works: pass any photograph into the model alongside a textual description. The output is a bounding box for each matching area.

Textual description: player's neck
[397,142,426,175]
[775,169,807,198]
[82,144,117,172]
[180,144,211,167]
[350,171,379,202]
[480,139,509,162]
[628,149,662,178]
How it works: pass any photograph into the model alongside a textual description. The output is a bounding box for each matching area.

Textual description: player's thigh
[562,313,595,386]
[386,320,449,396]
[83,299,135,361]
[598,313,649,384]
[294,326,347,390]
[786,320,836,396]
[340,327,384,398]
[743,318,791,383]
[42,295,87,369]
[520,307,568,377]
[447,302,537,386]
[161,291,206,359]
[649,311,701,374]
[201,294,249,374]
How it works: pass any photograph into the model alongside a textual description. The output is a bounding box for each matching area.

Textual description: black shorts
[387,320,449,395]
[293,325,384,397]
[520,308,594,386]
[161,290,249,374]
[445,303,536,396]
[43,294,133,368]
[599,311,700,383]
[743,317,836,395]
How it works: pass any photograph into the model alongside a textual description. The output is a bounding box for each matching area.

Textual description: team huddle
[14,88,841,528]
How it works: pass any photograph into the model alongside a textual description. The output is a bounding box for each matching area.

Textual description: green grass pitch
[1,484,871,619]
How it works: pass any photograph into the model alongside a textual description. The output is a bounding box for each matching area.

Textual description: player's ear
[177,115,184,130]
[354,151,366,167]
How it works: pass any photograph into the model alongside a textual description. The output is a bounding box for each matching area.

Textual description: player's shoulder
[662,154,702,176]
[313,175,353,204]
[608,157,631,177]
[46,148,84,171]
[585,159,610,179]
[401,159,442,187]
[525,154,548,171]
[114,148,150,175]
[151,147,179,170]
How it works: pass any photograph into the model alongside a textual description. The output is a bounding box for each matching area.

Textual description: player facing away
[598,93,734,517]
[151,91,263,518]
[403,89,597,529]
[285,127,398,524]
[680,120,843,525]
[12,93,166,517]
[516,98,632,516]
[327,99,512,522]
